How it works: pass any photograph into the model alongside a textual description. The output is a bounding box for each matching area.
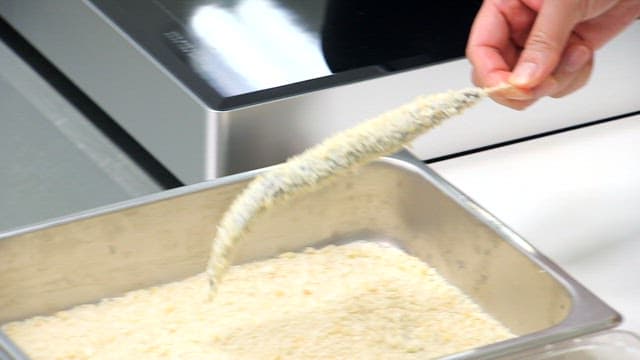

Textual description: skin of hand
[466,0,640,110]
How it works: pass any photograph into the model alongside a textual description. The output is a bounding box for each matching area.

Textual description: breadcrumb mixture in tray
[3,242,513,360]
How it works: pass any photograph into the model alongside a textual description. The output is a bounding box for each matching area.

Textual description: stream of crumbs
[2,242,514,359]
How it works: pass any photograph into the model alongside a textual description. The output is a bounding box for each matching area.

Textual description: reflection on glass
[188,0,330,96]
[145,0,479,98]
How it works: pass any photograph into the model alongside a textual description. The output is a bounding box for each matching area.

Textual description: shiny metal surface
[89,0,476,99]
[0,1,637,183]
[179,0,331,96]
[0,0,217,184]
[0,38,161,232]
[0,152,619,359]
[496,330,640,359]
[215,21,640,177]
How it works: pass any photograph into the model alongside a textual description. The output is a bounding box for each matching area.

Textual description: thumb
[510,0,585,88]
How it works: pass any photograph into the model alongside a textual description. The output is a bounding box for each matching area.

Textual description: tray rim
[0,151,621,360]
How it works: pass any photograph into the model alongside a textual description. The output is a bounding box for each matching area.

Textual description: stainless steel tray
[0,151,620,359]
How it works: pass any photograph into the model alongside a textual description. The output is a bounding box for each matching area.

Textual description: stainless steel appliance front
[0,1,637,184]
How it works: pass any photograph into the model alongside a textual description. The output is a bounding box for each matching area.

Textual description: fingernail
[563,45,591,73]
[510,62,538,87]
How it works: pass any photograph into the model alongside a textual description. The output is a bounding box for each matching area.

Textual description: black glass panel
[90,0,481,109]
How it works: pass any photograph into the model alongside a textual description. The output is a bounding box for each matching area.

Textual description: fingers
[517,42,593,99]
[467,0,539,89]
[466,1,513,87]
[471,67,538,110]
[487,78,552,110]
[509,0,585,88]
[551,63,593,98]
[482,39,593,110]
[550,44,594,98]
[574,0,640,50]
[489,96,537,111]
[498,0,538,47]
[466,0,617,110]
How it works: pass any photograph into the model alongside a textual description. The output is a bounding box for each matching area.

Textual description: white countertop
[431,114,640,332]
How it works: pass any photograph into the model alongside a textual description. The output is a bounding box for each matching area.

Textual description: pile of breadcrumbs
[3,242,513,359]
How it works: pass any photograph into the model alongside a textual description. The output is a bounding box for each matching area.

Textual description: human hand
[467,0,640,110]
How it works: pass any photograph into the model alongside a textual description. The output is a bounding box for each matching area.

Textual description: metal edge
[0,164,271,360]
[384,151,621,359]
[0,165,265,241]
[0,333,28,360]
[0,151,406,240]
